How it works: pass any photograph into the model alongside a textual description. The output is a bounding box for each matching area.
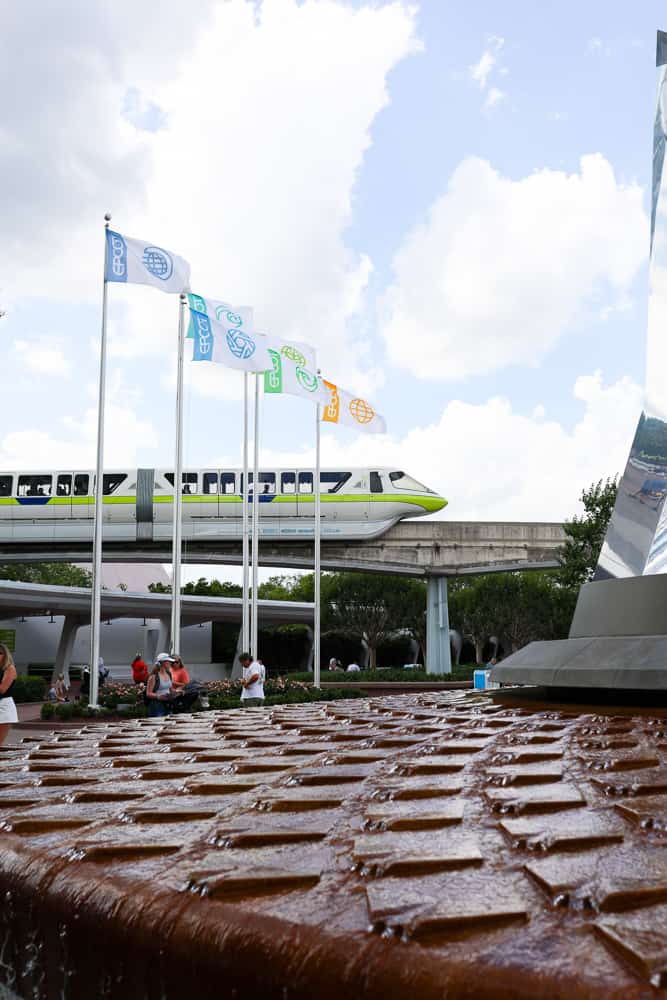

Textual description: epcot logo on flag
[349,398,375,424]
[215,305,243,328]
[226,329,256,360]
[142,246,174,281]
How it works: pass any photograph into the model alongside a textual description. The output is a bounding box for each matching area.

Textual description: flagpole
[242,373,250,653]
[251,372,261,659]
[170,293,187,653]
[89,214,112,710]
[314,401,321,688]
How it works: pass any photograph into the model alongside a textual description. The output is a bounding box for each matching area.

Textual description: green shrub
[12,674,47,703]
[40,702,55,720]
[289,666,475,683]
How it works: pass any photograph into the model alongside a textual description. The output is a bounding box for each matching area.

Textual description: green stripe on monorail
[2,493,447,512]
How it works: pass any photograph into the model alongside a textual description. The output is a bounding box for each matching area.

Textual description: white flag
[264,342,327,405]
[105,230,190,294]
[187,293,254,338]
[190,305,276,373]
[321,379,387,434]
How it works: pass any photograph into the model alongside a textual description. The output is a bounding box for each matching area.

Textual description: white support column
[53,616,82,688]
[426,576,452,675]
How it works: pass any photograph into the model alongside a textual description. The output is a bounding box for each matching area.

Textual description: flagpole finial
[180,292,187,303]
[104,213,111,229]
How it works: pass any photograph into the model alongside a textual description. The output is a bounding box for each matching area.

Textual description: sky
[1,0,664,583]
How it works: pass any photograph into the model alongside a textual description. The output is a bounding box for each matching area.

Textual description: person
[54,673,69,702]
[131,654,148,685]
[328,657,338,671]
[0,643,18,747]
[347,662,361,672]
[98,657,110,687]
[170,655,190,691]
[145,653,176,717]
[239,652,265,707]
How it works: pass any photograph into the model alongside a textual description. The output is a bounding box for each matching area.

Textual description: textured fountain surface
[3,692,667,997]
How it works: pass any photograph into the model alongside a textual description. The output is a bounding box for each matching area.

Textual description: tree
[257,574,314,602]
[400,579,427,662]
[182,578,242,598]
[558,477,618,589]
[324,573,418,669]
[0,563,92,587]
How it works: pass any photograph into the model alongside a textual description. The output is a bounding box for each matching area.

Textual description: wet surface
[4,691,667,997]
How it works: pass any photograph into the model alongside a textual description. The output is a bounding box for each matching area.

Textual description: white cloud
[257,372,642,522]
[483,87,505,110]
[15,340,71,376]
[469,35,505,101]
[0,369,159,470]
[382,154,647,380]
[0,0,217,306]
[469,50,496,89]
[1,0,419,395]
[117,0,419,390]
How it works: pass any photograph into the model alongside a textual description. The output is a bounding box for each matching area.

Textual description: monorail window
[298,472,313,494]
[221,473,236,494]
[57,475,72,497]
[0,476,12,497]
[240,473,275,494]
[389,471,433,493]
[103,474,126,495]
[320,472,351,493]
[258,473,275,495]
[370,471,383,494]
[165,473,198,494]
[74,474,89,496]
[18,475,52,497]
[203,473,218,495]
[281,472,296,494]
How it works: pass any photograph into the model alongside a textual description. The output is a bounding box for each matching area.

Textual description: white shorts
[0,698,18,724]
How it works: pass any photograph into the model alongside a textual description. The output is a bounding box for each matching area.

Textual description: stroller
[171,680,209,713]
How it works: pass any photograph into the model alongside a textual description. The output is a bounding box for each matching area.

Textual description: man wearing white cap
[145,653,176,717]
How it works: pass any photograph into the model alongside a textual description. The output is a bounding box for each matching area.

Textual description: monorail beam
[0,521,565,578]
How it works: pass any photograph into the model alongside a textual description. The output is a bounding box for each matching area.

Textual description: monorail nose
[421,495,447,514]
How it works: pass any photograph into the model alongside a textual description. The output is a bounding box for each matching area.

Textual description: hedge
[12,675,47,703]
[40,685,367,720]
[289,665,477,683]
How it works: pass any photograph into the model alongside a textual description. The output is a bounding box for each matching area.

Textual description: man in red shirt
[131,654,148,685]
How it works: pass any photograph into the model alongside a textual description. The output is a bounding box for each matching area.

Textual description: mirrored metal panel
[596,31,667,579]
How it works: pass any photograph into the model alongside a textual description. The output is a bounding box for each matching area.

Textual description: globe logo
[142,246,174,281]
[296,368,318,393]
[349,398,374,424]
[226,329,256,360]
[216,305,242,328]
[281,345,306,368]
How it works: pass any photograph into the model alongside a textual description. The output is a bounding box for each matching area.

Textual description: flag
[264,342,327,405]
[105,230,190,294]
[186,293,254,339]
[320,379,387,434]
[189,304,276,373]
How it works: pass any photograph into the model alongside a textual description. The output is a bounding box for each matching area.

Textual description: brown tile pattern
[3,693,667,998]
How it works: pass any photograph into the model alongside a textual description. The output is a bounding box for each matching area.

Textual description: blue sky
[0,0,662,535]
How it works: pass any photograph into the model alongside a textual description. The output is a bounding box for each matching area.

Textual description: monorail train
[0,467,446,542]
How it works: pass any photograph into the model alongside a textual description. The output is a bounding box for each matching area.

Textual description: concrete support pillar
[305,626,314,673]
[231,625,244,680]
[53,615,83,687]
[427,576,452,675]
[155,619,170,661]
